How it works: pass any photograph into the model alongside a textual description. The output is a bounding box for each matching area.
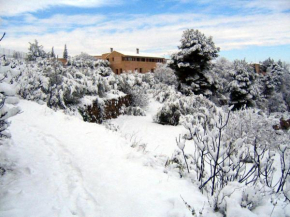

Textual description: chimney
[110,48,113,53]
[136,48,139,54]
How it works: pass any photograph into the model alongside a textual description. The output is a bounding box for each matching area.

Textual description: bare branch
[0,33,5,42]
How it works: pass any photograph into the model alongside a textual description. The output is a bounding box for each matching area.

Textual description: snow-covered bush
[0,67,20,138]
[0,49,20,176]
[47,70,86,109]
[115,73,150,110]
[165,149,195,178]
[154,93,217,126]
[123,106,146,116]
[153,63,177,86]
[153,84,180,103]
[14,56,115,111]
[154,102,181,125]
[67,53,105,69]
[17,63,49,102]
[171,104,290,215]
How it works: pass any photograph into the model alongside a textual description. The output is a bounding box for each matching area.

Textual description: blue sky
[0,0,290,63]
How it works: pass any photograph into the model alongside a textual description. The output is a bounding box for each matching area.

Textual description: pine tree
[169,29,220,96]
[229,60,257,110]
[63,44,68,59]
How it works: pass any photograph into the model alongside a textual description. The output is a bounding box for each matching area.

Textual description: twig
[0,33,5,42]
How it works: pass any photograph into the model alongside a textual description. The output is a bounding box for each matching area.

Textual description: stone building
[95,48,165,74]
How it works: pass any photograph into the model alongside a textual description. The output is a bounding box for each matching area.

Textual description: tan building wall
[100,51,165,74]
[57,58,67,65]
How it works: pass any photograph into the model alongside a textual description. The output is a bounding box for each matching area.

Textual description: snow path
[0,100,215,217]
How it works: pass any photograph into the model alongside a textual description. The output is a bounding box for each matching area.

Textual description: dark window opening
[116,69,119,74]
[140,68,142,73]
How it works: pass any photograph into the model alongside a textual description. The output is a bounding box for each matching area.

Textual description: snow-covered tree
[282,72,290,110]
[210,57,234,105]
[63,44,68,59]
[262,63,284,96]
[229,60,257,110]
[169,29,220,96]
[257,60,290,112]
[27,40,46,61]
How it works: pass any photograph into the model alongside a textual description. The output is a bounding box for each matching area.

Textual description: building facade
[96,48,165,74]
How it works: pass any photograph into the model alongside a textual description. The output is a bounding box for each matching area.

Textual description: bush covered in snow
[154,92,217,126]
[14,56,114,111]
[168,104,290,215]
[153,63,177,86]
[115,72,151,110]
[0,50,20,176]
[12,45,158,119]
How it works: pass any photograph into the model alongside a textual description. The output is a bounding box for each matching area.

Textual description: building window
[140,68,142,73]
[112,57,114,61]
[120,68,123,74]
[107,58,109,61]
[151,69,154,73]
[116,69,119,74]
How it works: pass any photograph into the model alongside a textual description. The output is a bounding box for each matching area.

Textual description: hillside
[0,100,215,217]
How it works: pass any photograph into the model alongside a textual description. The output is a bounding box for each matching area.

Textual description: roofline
[122,54,165,59]
[103,50,165,59]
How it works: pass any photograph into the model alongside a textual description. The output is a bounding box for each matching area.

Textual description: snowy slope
[0,100,217,217]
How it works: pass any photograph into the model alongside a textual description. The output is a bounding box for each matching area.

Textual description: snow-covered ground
[0,100,217,217]
[111,99,194,156]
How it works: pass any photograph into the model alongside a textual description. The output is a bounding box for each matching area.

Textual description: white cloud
[0,0,123,16]
[1,11,290,58]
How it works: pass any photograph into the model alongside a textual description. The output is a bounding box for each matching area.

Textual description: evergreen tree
[169,29,220,96]
[63,44,68,59]
[229,60,257,110]
[27,39,46,61]
[50,47,55,58]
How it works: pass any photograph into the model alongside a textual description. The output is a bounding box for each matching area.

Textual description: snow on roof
[113,51,165,59]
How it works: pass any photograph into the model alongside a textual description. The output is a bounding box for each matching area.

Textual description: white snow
[0,100,216,217]
[111,99,194,156]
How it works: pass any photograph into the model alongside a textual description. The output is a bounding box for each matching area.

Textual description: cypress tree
[63,44,68,59]
[51,47,55,58]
